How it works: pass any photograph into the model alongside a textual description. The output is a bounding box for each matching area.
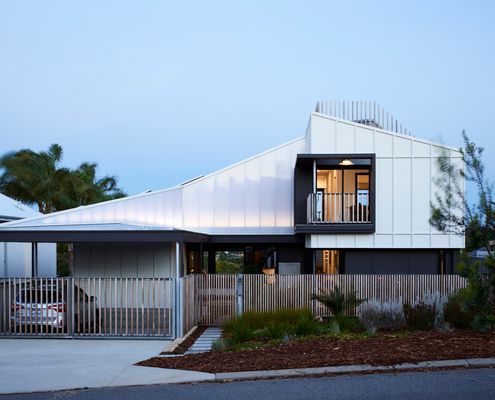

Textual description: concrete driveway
[0,339,214,394]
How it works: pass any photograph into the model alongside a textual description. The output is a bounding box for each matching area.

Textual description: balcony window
[309,159,371,223]
[294,154,375,233]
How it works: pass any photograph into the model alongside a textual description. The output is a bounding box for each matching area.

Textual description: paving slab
[0,338,213,394]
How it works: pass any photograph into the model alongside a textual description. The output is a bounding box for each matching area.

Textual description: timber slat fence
[193,274,467,326]
[0,274,468,337]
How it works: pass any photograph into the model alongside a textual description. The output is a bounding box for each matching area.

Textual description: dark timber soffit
[295,153,375,167]
[0,229,210,243]
[294,223,375,234]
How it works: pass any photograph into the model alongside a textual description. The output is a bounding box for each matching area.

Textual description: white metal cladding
[306,113,464,249]
[2,138,305,235]
[0,243,56,278]
[0,112,465,249]
[73,243,174,278]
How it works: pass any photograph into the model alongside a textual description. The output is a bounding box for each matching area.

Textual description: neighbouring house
[0,102,464,279]
[0,193,56,277]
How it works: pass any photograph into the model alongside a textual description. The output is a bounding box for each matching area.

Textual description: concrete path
[186,327,222,354]
[0,339,214,394]
[1,337,494,395]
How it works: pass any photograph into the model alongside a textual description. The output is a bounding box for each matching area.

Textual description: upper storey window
[294,154,375,234]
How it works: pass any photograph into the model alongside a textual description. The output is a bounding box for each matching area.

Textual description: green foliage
[0,144,125,214]
[228,319,254,343]
[215,259,243,274]
[56,243,70,277]
[212,338,227,352]
[471,314,495,332]
[223,309,320,347]
[215,251,246,274]
[293,314,320,336]
[443,292,473,329]
[403,303,436,330]
[259,322,290,340]
[312,285,366,316]
[430,132,495,315]
[332,315,365,333]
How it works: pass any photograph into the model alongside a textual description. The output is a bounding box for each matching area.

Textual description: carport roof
[0,222,209,243]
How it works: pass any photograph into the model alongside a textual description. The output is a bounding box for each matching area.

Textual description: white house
[0,193,56,277]
[0,102,464,278]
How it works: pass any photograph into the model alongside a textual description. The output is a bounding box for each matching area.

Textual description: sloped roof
[0,193,40,222]
[0,108,463,237]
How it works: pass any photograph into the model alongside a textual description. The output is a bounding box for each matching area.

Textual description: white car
[10,284,99,334]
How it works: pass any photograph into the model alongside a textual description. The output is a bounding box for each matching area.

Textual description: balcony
[294,154,375,234]
[307,192,371,224]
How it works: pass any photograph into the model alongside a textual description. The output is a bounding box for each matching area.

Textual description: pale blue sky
[1,1,494,195]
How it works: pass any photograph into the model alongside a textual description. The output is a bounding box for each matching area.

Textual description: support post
[174,242,184,338]
[3,242,7,277]
[31,242,38,277]
[67,277,74,336]
[208,249,215,274]
[236,274,244,317]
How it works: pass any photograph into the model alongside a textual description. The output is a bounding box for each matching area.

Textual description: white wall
[18,138,305,235]
[73,243,175,278]
[4,112,465,251]
[0,242,56,278]
[306,113,464,249]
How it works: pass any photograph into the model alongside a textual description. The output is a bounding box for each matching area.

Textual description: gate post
[175,277,184,338]
[67,277,74,336]
[236,274,243,317]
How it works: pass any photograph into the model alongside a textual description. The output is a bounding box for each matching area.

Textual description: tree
[430,131,495,313]
[0,144,71,213]
[1,144,126,277]
[62,162,126,208]
[0,144,126,212]
[312,285,365,316]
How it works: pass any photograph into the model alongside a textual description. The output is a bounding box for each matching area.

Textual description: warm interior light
[339,159,354,166]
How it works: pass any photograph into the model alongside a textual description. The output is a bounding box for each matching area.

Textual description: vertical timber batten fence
[191,274,467,326]
[1,274,467,337]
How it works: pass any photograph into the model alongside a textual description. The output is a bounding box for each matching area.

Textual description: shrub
[260,322,290,340]
[227,320,254,344]
[293,313,320,337]
[358,300,405,332]
[403,302,436,330]
[330,315,364,333]
[443,292,473,329]
[212,338,227,352]
[223,309,317,344]
[318,319,341,335]
[312,285,366,316]
[471,314,495,332]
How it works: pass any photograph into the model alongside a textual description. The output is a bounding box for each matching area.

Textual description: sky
[1,1,494,196]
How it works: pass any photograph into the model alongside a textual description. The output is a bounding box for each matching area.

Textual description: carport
[0,223,208,339]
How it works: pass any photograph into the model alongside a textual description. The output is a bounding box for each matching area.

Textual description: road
[2,368,495,400]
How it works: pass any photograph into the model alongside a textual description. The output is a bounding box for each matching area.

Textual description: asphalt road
[2,368,495,400]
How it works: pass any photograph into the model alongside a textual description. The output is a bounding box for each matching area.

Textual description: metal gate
[0,278,175,338]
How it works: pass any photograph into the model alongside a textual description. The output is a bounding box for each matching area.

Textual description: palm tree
[312,285,365,316]
[1,144,126,277]
[0,144,71,213]
[62,162,125,208]
[0,144,126,213]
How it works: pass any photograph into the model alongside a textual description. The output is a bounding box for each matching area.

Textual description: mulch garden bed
[138,330,495,373]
